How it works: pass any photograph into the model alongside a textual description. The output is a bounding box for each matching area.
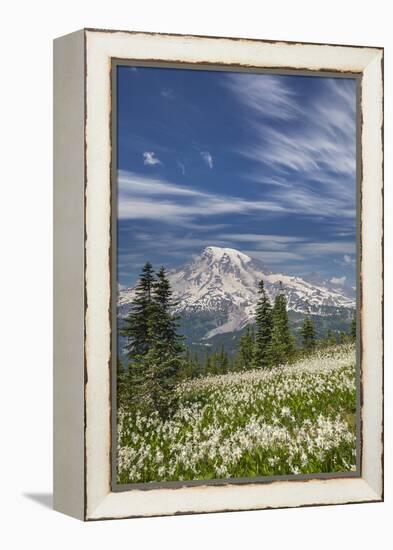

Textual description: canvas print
[115,65,358,485]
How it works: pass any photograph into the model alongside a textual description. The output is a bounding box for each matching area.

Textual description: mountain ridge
[118,246,355,341]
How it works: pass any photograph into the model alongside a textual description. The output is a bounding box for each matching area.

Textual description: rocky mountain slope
[118,246,355,342]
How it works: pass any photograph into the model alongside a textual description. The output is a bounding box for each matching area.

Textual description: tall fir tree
[192,351,202,378]
[144,266,185,417]
[236,325,255,370]
[216,345,229,374]
[253,280,273,369]
[121,262,155,359]
[119,262,156,409]
[300,317,316,351]
[324,329,337,346]
[269,282,295,366]
[205,353,213,375]
[205,348,229,375]
[116,357,130,410]
[119,263,185,418]
[182,349,202,379]
[349,316,356,342]
[182,349,194,379]
[338,331,349,345]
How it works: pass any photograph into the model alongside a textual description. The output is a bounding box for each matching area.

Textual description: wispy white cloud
[224,233,354,266]
[201,151,214,169]
[223,233,305,243]
[118,170,287,223]
[272,185,356,219]
[243,250,305,263]
[343,254,356,265]
[300,241,355,255]
[225,74,357,222]
[177,160,186,175]
[118,196,286,222]
[247,176,292,188]
[161,88,175,99]
[222,233,306,251]
[143,151,161,166]
[330,276,347,286]
[118,232,233,270]
[119,171,203,198]
[117,170,357,228]
[247,123,355,178]
[224,73,299,121]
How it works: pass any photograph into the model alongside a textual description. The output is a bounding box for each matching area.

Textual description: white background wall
[0,1,391,548]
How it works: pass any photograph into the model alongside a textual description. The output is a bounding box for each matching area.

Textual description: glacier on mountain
[118,246,355,340]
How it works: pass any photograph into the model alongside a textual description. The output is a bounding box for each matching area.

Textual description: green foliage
[117,357,131,410]
[268,282,296,366]
[338,331,350,345]
[204,345,230,376]
[119,264,356,425]
[182,349,202,379]
[236,325,255,370]
[323,329,337,347]
[118,345,356,483]
[349,317,356,342]
[120,262,155,359]
[138,347,185,418]
[253,280,273,369]
[234,279,300,369]
[120,263,185,418]
[301,317,316,351]
[216,345,229,374]
[151,266,184,359]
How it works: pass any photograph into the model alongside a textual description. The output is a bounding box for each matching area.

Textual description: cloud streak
[330,276,347,286]
[201,151,214,169]
[224,73,300,121]
[224,74,357,222]
[118,170,288,223]
[116,68,357,286]
[143,151,161,166]
[161,88,175,99]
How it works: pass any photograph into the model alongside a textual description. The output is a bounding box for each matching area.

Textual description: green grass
[117,344,356,484]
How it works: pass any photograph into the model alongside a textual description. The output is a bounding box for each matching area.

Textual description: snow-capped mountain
[118,246,355,340]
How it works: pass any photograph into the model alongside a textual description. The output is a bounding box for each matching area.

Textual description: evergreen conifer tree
[216,345,229,374]
[212,352,219,375]
[205,353,213,375]
[349,317,356,342]
[338,331,349,345]
[300,317,316,351]
[253,280,273,368]
[192,351,202,378]
[182,349,194,379]
[121,262,155,359]
[120,263,185,418]
[325,329,337,346]
[269,282,295,366]
[237,325,255,370]
[116,357,130,410]
[144,266,185,417]
[120,262,156,409]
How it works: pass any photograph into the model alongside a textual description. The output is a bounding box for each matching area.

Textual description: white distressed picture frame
[53,28,383,521]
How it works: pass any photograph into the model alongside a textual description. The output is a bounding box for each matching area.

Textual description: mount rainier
[118,246,355,348]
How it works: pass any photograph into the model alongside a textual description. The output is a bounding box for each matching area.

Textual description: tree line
[232,281,356,371]
[118,262,356,416]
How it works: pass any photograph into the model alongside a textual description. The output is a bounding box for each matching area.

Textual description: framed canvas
[53,28,384,521]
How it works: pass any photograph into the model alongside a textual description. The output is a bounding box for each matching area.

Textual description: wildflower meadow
[117,344,356,483]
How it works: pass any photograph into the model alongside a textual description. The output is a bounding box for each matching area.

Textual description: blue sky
[117,65,357,289]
